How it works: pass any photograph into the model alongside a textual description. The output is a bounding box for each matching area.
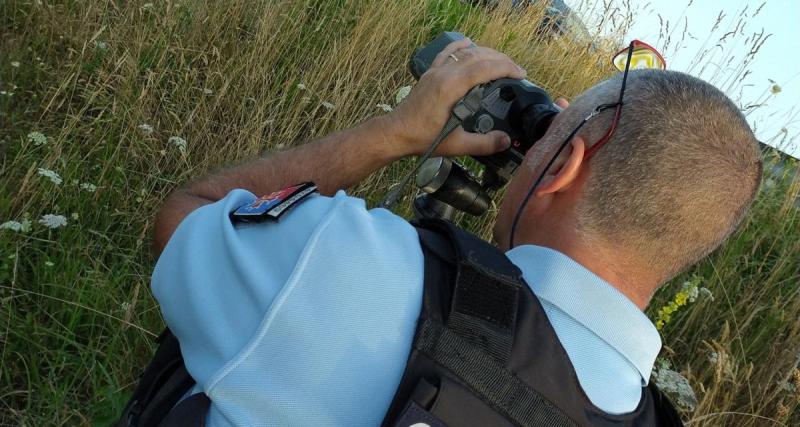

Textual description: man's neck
[513,233,655,310]
[562,247,654,310]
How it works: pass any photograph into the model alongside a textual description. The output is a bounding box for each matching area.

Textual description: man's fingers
[431,38,473,68]
[454,46,506,64]
[442,47,526,89]
[434,44,524,77]
[399,42,527,154]
[458,57,527,89]
[438,128,512,157]
[430,45,527,100]
[555,97,570,109]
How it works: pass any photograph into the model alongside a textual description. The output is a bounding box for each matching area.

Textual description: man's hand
[153,40,531,254]
[387,39,528,157]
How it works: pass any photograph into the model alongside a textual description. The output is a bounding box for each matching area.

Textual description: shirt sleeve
[151,189,342,386]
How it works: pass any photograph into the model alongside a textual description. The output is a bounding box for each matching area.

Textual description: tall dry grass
[1,0,798,425]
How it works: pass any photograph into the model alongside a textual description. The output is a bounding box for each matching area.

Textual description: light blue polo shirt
[152,189,661,425]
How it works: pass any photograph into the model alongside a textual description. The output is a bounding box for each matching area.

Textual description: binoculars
[409,32,561,221]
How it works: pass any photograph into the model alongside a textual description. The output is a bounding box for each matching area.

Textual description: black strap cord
[381,116,461,209]
[508,40,635,248]
[507,105,610,248]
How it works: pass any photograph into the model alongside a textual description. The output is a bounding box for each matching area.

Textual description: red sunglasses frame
[509,39,666,247]
[582,40,666,161]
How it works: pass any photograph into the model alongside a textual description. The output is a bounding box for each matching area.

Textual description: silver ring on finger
[449,53,459,62]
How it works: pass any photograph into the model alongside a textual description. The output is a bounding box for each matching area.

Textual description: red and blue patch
[231,182,318,223]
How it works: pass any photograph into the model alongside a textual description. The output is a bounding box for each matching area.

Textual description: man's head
[494,70,762,305]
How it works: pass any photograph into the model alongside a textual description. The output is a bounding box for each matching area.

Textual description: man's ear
[535,135,586,197]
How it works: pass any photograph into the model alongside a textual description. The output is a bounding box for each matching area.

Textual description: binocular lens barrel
[416,157,490,216]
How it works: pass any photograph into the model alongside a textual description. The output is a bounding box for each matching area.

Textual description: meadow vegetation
[1,0,798,425]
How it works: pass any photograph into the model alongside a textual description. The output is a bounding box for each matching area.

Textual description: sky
[568,0,800,158]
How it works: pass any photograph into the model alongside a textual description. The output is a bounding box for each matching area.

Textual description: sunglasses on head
[509,40,666,247]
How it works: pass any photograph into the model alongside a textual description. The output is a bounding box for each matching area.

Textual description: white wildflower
[203,88,213,95]
[137,123,154,135]
[10,61,20,68]
[71,213,79,220]
[395,85,412,104]
[778,379,797,393]
[39,214,68,229]
[120,301,132,311]
[45,261,54,267]
[37,168,63,185]
[1,219,32,233]
[0,221,21,231]
[376,103,393,112]
[94,40,109,51]
[698,287,714,301]
[79,182,97,192]
[168,136,187,153]
[321,101,335,110]
[681,280,699,303]
[296,83,306,90]
[143,3,154,10]
[27,131,47,146]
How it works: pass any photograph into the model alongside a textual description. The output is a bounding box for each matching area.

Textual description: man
[134,40,762,425]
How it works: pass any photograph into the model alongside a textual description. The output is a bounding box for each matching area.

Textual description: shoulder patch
[231,182,318,224]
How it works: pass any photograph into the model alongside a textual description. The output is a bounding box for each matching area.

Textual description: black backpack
[118,219,683,426]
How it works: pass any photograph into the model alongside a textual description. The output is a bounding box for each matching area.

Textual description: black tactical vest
[118,219,683,426]
[382,219,683,426]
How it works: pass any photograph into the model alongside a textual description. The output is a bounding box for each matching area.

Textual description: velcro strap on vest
[414,219,522,362]
[415,319,576,427]
[449,260,519,361]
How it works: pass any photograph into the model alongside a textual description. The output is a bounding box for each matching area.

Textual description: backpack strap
[117,329,209,427]
[415,218,522,362]
[159,392,212,427]
[648,383,685,426]
[410,219,576,427]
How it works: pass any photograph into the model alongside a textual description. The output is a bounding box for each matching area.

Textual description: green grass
[1,0,798,425]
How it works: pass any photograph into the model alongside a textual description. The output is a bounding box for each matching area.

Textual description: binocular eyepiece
[409,32,561,221]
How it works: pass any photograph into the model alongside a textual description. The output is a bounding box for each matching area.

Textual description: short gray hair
[548,70,762,281]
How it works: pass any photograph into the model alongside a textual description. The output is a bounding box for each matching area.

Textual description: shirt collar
[505,244,662,383]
